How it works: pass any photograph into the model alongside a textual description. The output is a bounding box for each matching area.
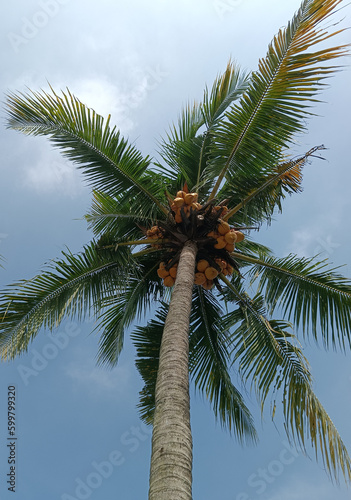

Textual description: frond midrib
[3,260,124,336]
[209,3,334,200]
[233,252,351,299]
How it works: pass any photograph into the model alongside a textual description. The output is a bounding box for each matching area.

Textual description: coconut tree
[1,0,351,498]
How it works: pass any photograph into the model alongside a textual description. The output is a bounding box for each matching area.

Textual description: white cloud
[24,153,83,196]
[267,478,349,500]
[64,361,132,396]
[285,208,344,260]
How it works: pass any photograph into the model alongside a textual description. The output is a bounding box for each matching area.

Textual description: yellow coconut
[235,231,245,242]
[173,197,185,208]
[225,243,235,253]
[163,276,175,287]
[157,268,169,279]
[202,279,214,290]
[224,231,237,244]
[194,272,206,285]
[205,267,219,280]
[221,206,229,216]
[218,220,230,235]
[197,259,210,272]
[184,192,198,205]
[176,190,186,199]
[169,266,177,279]
[214,236,227,249]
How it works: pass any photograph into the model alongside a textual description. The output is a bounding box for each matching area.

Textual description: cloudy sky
[0,1,351,499]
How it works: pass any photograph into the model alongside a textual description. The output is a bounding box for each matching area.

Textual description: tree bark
[148,240,197,500]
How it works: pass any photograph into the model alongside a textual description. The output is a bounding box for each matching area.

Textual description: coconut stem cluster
[146,189,245,289]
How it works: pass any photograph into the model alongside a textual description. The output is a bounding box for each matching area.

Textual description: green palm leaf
[189,286,257,443]
[132,304,166,424]
[96,253,164,366]
[222,146,323,224]
[0,243,132,359]
[86,190,163,240]
[233,252,351,349]
[158,61,249,194]
[133,291,258,444]
[201,61,250,129]
[5,87,168,215]
[221,278,351,481]
[209,0,348,201]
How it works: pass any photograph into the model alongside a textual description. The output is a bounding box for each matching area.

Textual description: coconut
[184,193,198,205]
[194,272,206,285]
[234,231,245,242]
[225,243,235,253]
[221,206,229,216]
[169,266,177,278]
[173,197,185,207]
[157,268,169,279]
[163,276,175,287]
[218,220,230,235]
[202,279,214,290]
[205,267,219,280]
[224,231,237,244]
[197,259,209,272]
[176,190,186,199]
[214,236,227,249]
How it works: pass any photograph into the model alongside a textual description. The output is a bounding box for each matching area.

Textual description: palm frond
[233,252,351,349]
[133,289,258,443]
[223,146,323,224]
[208,0,348,201]
[96,253,164,366]
[236,239,273,260]
[189,287,257,443]
[132,304,167,424]
[5,87,168,215]
[0,243,133,360]
[221,278,351,482]
[201,60,250,129]
[157,61,249,195]
[86,190,163,239]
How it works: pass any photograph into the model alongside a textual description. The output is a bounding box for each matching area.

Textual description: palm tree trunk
[148,240,197,500]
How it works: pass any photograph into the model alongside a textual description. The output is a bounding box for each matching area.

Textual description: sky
[0,1,351,499]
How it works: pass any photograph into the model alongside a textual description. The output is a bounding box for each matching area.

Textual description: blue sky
[1,1,351,499]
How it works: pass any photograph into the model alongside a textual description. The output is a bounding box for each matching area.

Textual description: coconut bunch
[207,220,244,253]
[194,257,234,290]
[157,261,178,287]
[146,225,165,248]
[157,257,233,289]
[143,186,246,289]
[170,190,202,223]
